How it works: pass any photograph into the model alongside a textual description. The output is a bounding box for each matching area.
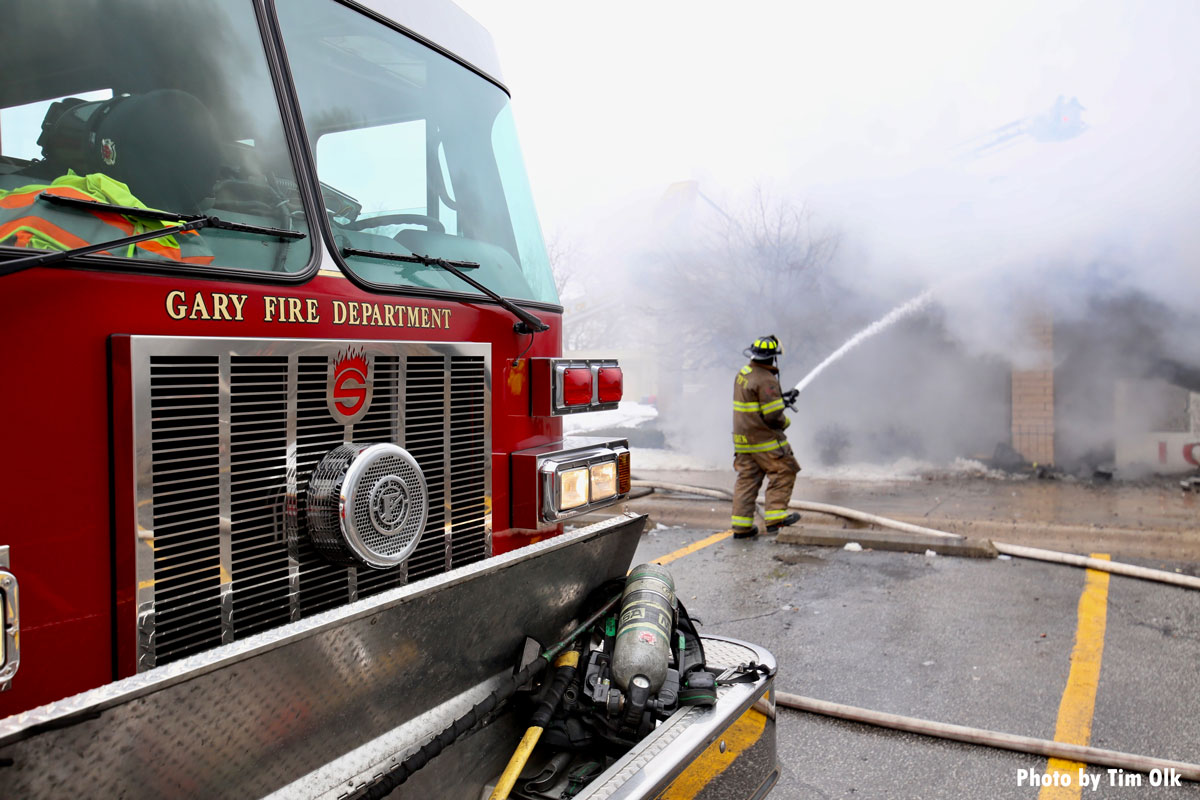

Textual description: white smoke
[464,0,1200,474]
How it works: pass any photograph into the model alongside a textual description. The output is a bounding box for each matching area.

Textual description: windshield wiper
[0,193,306,278]
[342,246,549,335]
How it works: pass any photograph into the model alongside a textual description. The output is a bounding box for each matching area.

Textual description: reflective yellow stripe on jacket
[733,360,789,451]
[733,439,782,453]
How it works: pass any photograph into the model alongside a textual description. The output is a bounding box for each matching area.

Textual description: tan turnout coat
[731,361,800,531]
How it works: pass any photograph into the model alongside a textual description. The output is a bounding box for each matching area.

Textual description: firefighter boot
[765,512,801,533]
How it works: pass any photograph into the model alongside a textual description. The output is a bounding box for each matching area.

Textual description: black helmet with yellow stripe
[744,335,782,361]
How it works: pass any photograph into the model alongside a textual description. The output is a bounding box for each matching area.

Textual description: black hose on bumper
[359,658,550,799]
[358,593,621,799]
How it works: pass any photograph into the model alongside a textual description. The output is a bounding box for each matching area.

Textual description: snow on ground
[630,448,727,471]
[631,450,1015,480]
[562,400,657,434]
[802,457,938,481]
[798,457,1015,481]
[932,457,1012,480]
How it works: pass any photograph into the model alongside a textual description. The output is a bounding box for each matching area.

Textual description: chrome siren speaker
[306,443,428,568]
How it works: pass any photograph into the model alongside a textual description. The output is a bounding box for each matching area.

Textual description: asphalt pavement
[624,469,1200,562]
[628,522,1200,799]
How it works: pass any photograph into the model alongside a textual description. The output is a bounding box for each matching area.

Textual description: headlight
[512,439,631,527]
[560,467,590,509]
[590,462,618,501]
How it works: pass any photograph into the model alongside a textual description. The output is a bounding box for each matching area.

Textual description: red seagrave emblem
[327,348,374,424]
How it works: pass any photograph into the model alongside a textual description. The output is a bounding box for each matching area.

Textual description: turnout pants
[731,444,801,530]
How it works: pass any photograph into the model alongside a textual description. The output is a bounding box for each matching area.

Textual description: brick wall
[1011,316,1055,465]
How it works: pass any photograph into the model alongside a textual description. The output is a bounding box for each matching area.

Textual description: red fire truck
[0,1,777,797]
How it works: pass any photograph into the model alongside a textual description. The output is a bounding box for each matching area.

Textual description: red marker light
[597,367,623,404]
[562,368,593,406]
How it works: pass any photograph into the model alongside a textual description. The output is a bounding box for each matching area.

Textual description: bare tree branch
[654,186,843,369]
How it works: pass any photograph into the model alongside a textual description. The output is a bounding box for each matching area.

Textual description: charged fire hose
[359,592,622,800]
[788,500,963,540]
[630,480,732,501]
[627,480,1200,591]
[988,541,1200,591]
[783,499,1200,591]
[775,692,1200,783]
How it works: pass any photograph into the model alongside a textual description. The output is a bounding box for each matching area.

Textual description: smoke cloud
[461,0,1200,474]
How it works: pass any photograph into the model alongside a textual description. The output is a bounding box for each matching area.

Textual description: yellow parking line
[658,696,769,797]
[653,530,733,565]
[1039,553,1111,800]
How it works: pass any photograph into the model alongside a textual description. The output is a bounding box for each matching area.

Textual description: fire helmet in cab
[37,89,222,212]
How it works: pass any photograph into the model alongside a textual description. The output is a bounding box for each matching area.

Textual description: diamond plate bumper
[0,513,647,799]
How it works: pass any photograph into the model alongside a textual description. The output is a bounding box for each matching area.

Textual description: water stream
[793,288,936,395]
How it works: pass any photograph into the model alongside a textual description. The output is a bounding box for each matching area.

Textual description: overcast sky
[454,0,1198,242]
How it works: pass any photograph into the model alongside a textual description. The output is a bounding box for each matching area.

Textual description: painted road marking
[654,530,733,565]
[659,695,769,798]
[1039,553,1111,800]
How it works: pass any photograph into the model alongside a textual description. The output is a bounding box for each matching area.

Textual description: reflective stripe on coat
[732,360,789,450]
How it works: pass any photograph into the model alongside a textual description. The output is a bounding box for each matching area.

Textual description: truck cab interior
[0,0,312,273]
[0,0,556,304]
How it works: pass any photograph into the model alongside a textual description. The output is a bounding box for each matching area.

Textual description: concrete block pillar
[1011,315,1055,465]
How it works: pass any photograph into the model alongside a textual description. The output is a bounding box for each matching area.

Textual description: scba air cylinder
[612,563,676,694]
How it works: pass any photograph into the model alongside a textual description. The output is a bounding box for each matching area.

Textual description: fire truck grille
[147,356,223,660]
[450,357,488,567]
[131,338,491,670]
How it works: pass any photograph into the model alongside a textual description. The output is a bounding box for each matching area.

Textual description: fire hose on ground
[626,478,1200,782]
[773,693,1200,782]
[628,480,1200,590]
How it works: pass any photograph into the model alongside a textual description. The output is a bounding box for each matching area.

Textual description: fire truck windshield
[0,0,313,275]
[276,0,560,306]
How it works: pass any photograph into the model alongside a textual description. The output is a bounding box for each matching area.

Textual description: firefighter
[731,335,801,538]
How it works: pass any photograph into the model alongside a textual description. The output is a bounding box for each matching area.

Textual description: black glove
[782,388,799,408]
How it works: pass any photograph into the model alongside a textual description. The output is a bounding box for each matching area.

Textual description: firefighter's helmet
[38,89,221,213]
[744,335,782,361]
